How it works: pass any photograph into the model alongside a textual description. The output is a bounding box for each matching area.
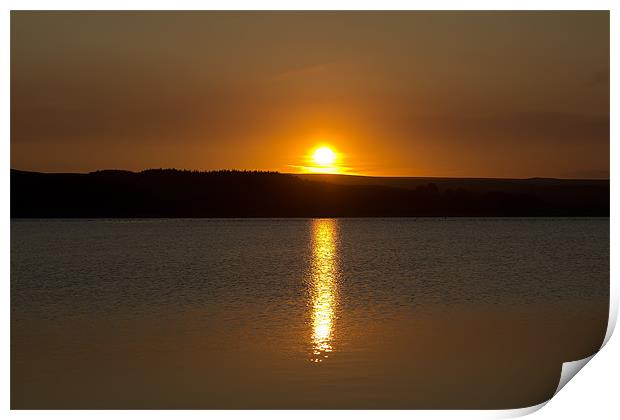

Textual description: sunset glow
[10,12,610,179]
[312,147,336,166]
[294,145,344,174]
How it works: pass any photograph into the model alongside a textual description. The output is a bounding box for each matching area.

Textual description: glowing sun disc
[313,147,336,166]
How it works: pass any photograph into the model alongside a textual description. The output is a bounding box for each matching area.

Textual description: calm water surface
[11,218,609,408]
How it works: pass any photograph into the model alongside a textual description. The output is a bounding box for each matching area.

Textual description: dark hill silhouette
[11,169,609,218]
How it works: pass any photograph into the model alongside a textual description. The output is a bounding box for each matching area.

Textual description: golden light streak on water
[309,219,339,363]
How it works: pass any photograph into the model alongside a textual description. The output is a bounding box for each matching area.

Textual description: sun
[312,147,336,166]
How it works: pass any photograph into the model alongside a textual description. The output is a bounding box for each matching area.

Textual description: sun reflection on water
[309,219,339,363]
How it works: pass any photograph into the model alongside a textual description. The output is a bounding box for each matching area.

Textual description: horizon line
[9,167,610,181]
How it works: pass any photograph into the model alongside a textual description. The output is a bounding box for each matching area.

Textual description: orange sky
[11,11,609,178]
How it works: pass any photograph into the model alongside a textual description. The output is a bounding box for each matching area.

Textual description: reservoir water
[11,218,609,409]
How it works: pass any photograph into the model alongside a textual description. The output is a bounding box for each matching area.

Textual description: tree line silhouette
[11,169,609,217]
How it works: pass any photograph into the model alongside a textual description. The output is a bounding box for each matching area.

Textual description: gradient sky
[11,11,609,178]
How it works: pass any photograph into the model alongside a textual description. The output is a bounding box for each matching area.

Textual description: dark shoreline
[11,169,609,218]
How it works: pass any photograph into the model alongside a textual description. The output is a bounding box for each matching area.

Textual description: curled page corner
[537,288,619,405]
[494,355,596,419]
[540,299,615,409]
[554,354,596,396]
[496,301,616,419]
[602,290,618,348]
[494,401,548,418]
